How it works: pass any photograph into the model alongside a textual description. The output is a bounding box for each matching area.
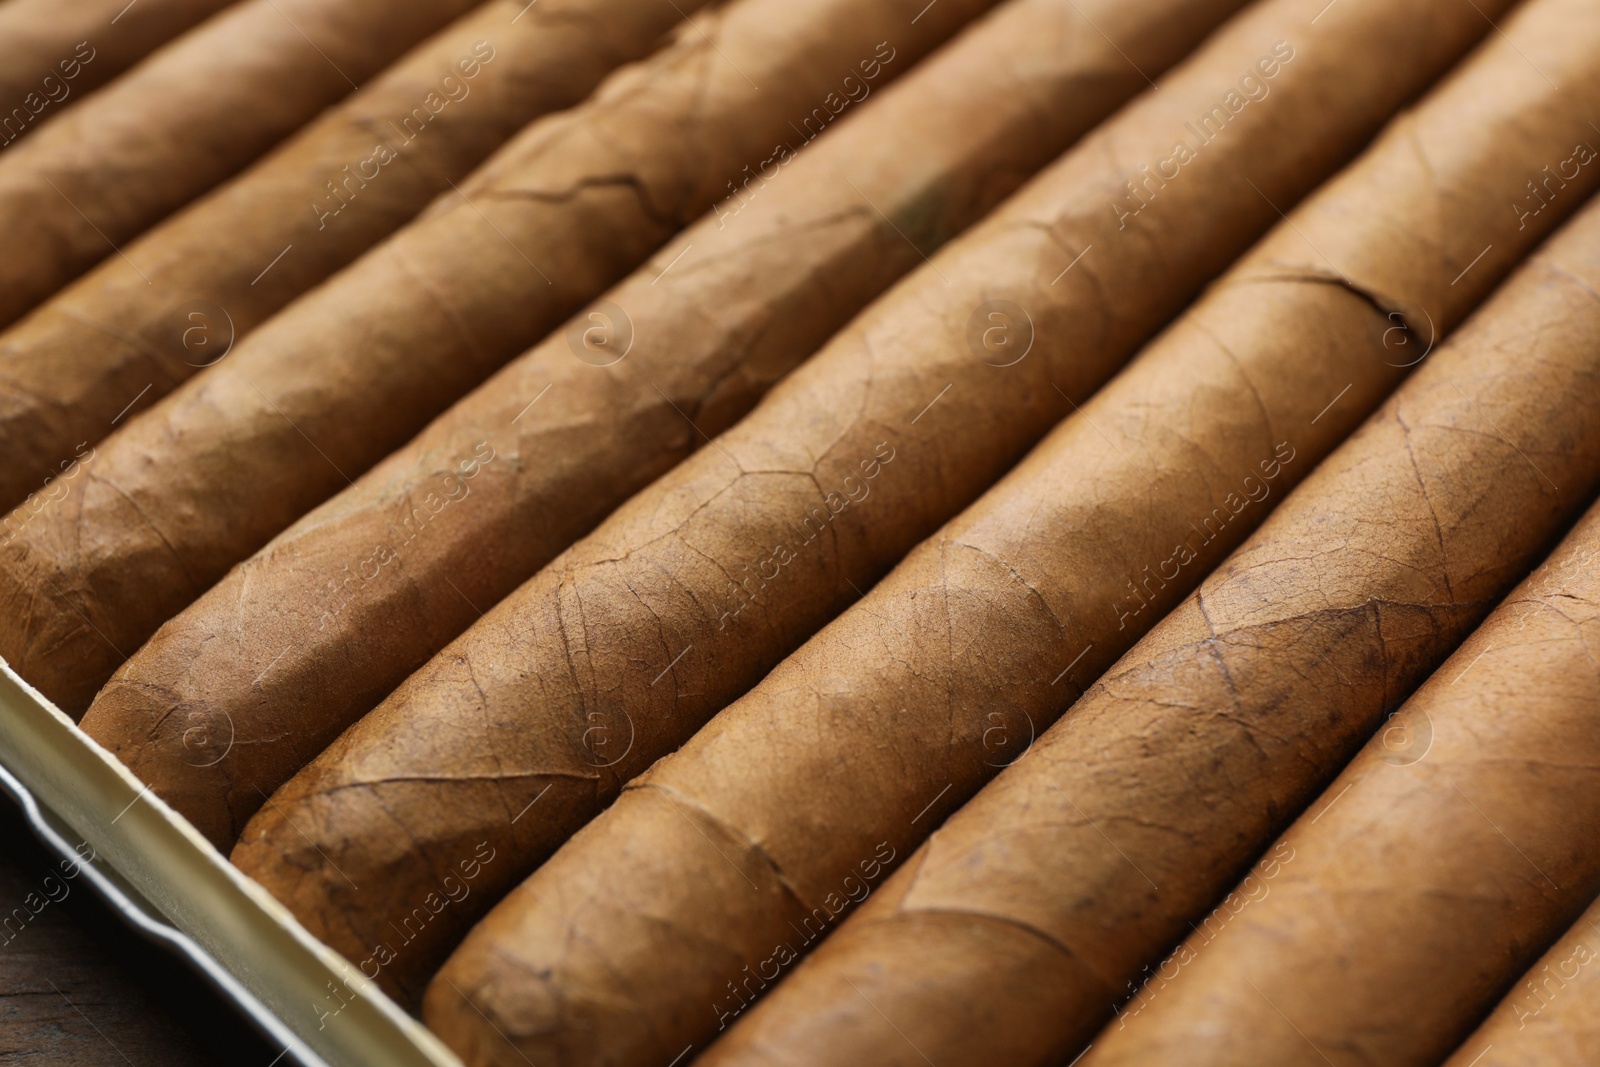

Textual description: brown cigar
[0,0,232,147]
[406,0,1533,1062]
[0,0,700,512]
[216,0,1256,1007]
[5,0,996,714]
[1442,894,1600,1067]
[695,58,1600,1065]
[1078,483,1600,1067]
[0,0,486,332]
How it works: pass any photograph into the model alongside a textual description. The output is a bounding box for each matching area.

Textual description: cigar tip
[233,795,354,950]
[0,532,104,714]
[80,675,251,849]
[425,944,566,1067]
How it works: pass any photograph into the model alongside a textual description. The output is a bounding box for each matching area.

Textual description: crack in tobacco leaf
[475,171,681,229]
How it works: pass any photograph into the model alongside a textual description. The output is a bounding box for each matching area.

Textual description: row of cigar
[1,0,1598,1063]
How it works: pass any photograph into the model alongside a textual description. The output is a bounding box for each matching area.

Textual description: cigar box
[0,658,460,1067]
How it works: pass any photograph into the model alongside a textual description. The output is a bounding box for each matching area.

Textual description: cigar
[404,0,1533,1061]
[213,0,1258,1007]
[4,0,996,714]
[0,0,699,513]
[1079,485,1600,1067]
[0,0,486,332]
[1442,894,1600,1067]
[0,0,232,147]
[694,71,1600,1067]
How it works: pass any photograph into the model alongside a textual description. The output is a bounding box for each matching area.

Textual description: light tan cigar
[0,0,232,146]
[0,0,486,331]
[0,0,711,512]
[3,0,998,714]
[216,0,1256,1007]
[1079,484,1600,1067]
[699,110,1600,1067]
[1442,894,1600,1067]
[411,0,1537,1063]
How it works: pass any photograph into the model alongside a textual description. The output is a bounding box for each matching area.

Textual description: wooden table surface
[0,839,219,1067]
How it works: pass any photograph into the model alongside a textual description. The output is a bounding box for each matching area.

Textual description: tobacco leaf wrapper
[6,0,995,714]
[0,0,485,332]
[1442,894,1600,1067]
[218,0,1256,1006]
[0,0,695,512]
[1079,480,1600,1067]
[396,0,1529,1062]
[698,48,1600,1062]
[0,0,231,146]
